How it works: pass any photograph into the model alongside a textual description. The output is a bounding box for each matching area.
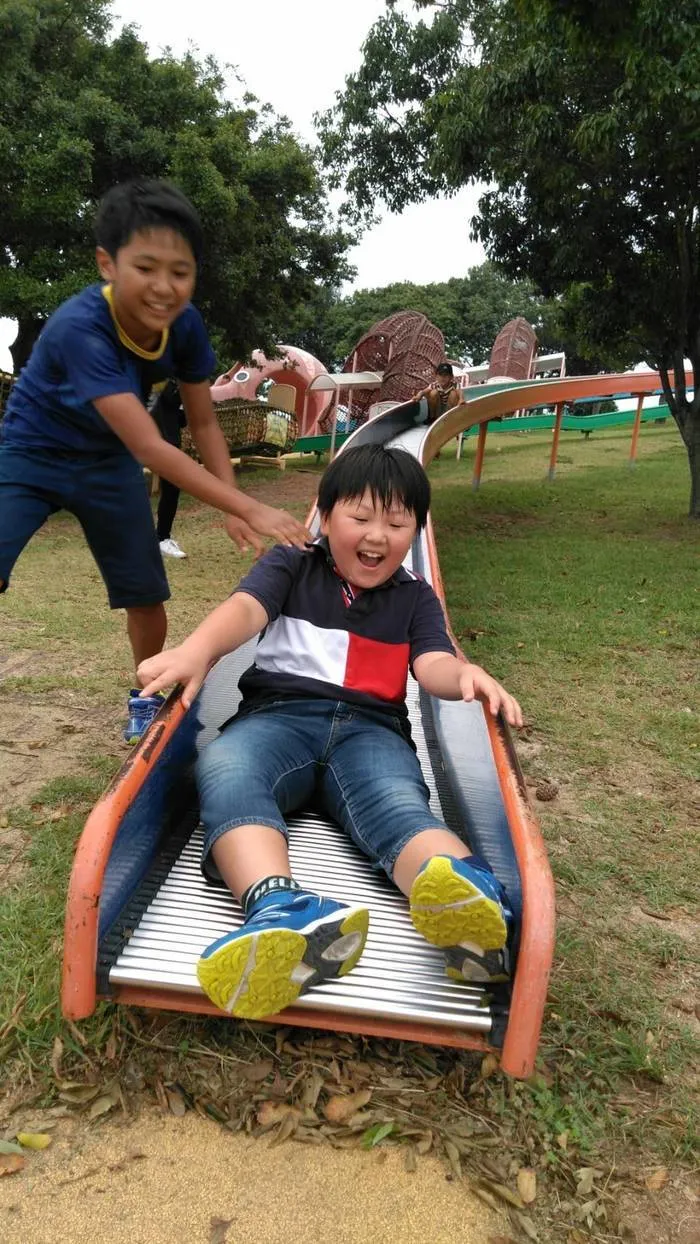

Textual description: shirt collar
[101,283,169,361]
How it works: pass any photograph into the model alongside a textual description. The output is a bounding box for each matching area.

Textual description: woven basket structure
[321,312,445,431]
[183,398,298,459]
[488,317,537,381]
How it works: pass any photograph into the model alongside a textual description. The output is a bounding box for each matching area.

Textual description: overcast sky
[0,0,485,369]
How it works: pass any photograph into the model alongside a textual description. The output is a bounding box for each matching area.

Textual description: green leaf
[361,1121,395,1149]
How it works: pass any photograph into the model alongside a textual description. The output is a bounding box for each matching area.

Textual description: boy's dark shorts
[0,444,170,609]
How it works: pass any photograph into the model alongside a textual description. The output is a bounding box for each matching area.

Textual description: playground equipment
[333,311,445,427]
[452,373,685,488]
[212,347,333,438]
[63,357,684,1071]
[62,393,557,1080]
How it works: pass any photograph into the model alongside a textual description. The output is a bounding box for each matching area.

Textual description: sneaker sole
[196,906,369,1019]
[409,856,507,951]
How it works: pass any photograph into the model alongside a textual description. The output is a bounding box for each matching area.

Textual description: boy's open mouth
[357,551,384,567]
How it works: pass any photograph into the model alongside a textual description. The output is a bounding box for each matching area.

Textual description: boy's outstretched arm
[137,591,269,708]
[413,651,523,728]
[93,393,310,549]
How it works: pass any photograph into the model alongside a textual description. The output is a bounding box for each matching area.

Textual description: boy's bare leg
[211,825,292,901]
[392,828,469,896]
[125,602,167,670]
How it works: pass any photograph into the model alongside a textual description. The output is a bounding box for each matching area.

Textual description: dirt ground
[0,1107,504,1244]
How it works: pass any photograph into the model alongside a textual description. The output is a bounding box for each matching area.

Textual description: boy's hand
[248,502,310,549]
[138,646,209,709]
[458,664,523,729]
[224,514,265,557]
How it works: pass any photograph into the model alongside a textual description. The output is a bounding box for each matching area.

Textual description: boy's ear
[318,510,329,536]
[96,246,116,281]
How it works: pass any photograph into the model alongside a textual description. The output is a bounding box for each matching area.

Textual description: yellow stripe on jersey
[101,284,169,361]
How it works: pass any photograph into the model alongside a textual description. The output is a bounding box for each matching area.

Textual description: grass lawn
[0,426,697,1241]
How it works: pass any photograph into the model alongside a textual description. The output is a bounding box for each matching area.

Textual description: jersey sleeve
[233,546,304,623]
[49,318,135,404]
[409,579,456,666]
[171,304,217,383]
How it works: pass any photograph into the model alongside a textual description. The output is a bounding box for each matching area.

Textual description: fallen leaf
[481,1053,500,1078]
[242,1059,274,1083]
[50,1037,64,1081]
[479,1178,524,1209]
[88,1091,119,1122]
[361,1121,395,1149]
[209,1217,232,1244]
[645,1167,669,1192]
[58,1083,101,1105]
[513,1210,539,1241]
[323,1089,372,1124]
[256,1101,300,1129]
[16,1133,52,1150]
[301,1071,324,1110]
[0,1153,26,1176]
[444,1139,461,1180]
[473,1186,499,1211]
[0,1140,24,1156]
[556,1130,569,1150]
[404,1146,418,1173]
[165,1086,187,1117]
[269,1112,300,1147]
[575,1167,599,1197]
[517,1167,537,1204]
[415,1131,433,1155]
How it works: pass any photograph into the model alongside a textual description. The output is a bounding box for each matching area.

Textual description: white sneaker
[159,538,187,559]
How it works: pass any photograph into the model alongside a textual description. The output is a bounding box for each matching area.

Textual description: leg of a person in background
[194,704,370,1017]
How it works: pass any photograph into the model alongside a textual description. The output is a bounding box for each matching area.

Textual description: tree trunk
[9,317,42,373]
[687,411,700,519]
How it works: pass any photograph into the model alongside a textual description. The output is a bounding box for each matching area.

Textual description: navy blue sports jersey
[231,539,455,736]
[2,283,216,454]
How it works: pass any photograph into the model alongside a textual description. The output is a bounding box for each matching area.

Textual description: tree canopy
[319,0,700,514]
[0,0,352,371]
[285,262,564,371]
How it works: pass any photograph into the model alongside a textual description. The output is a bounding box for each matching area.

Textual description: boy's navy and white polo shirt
[1,283,215,455]
[232,539,455,740]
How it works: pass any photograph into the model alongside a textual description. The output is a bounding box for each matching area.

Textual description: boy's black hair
[94,179,203,261]
[436,362,454,377]
[317,444,430,531]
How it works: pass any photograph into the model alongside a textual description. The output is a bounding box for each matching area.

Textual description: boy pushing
[0,180,308,740]
[139,444,523,1019]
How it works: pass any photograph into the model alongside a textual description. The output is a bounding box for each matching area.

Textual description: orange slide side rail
[61,694,188,1020]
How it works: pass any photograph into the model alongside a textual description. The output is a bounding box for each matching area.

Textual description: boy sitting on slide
[138,444,522,1019]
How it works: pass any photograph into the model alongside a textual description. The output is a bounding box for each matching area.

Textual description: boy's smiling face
[320,487,418,589]
[96,226,196,348]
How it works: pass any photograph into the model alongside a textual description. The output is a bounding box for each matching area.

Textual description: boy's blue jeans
[197,698,452,881]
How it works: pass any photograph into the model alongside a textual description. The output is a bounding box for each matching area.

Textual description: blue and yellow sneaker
[123,689,166,745]
[197,890,370,1019]
[409,854,512,984]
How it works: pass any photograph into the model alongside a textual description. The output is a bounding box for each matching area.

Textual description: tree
[284,263,561,369]
[319,0,700,516]
[0,0,352,372]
